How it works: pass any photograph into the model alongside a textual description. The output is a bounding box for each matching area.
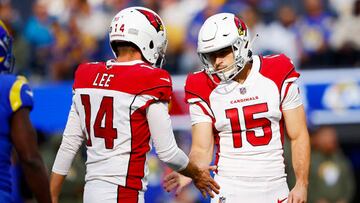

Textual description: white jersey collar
[247,55,261,80]
[234,55,261,86]
[106,59,145,66]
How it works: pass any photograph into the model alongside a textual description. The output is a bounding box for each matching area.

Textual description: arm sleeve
[52,101,84,175]
[9,76,34,112]
[281,82,303,110]
[189,102,213,125]
[146,102,189,171]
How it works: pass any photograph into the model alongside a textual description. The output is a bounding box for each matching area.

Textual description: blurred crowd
[2,0,359,203]
[286,125,356,203]
[1,0,360,82]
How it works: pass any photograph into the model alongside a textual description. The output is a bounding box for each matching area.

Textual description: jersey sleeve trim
[281,82,293,103]
[194,102,215,121]
[259,54,300,103]
[129,86,173,116]
[9,76,30,112]
[281,82,303,110]
[190,102,214,125]
[185,91,215,116]
[139,85,172,102]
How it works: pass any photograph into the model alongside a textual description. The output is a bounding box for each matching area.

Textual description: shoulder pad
[185,70,218,104]
[259,54,300,93]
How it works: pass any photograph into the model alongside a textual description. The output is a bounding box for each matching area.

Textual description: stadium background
[2,0,359,202]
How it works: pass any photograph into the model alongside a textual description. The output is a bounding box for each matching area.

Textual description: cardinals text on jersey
[185,54,300,178]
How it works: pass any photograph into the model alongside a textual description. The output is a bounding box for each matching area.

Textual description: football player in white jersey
[164,13,310,203]
[50,7,219,203]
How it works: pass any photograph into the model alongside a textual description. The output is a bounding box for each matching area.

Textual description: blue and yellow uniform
[0,75,33,201]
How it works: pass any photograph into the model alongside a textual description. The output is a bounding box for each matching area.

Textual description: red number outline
[81,95,117,149]
[225,103,272,148]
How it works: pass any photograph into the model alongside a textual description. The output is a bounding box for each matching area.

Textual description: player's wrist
[295,180,309,188]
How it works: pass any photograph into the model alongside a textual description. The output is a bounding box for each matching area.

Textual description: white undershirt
[52,101,83,175]
[146,102,189,171]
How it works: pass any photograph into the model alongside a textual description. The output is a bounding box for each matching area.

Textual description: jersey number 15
[225,103,272,148]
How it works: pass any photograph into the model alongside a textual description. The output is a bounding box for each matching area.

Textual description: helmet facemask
[0,22,15,73]
[199,36,252,85]
[154,39,168,68]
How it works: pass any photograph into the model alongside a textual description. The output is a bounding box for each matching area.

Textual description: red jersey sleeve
[184,70,218,105]
[73,62,106,90]
[73,63,88,90]
[259,54,300,93]
[141,68,172,102]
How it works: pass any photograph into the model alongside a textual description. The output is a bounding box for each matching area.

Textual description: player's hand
[192,165,220,198]
[163,171,192,196]
[288,182,307,203]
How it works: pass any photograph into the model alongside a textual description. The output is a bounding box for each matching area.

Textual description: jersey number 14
[81,94,117,149]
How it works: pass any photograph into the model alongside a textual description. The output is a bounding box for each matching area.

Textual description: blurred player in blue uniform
[0,20,51,203]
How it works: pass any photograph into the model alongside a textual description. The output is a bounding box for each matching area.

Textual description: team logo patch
[219,196,226,203]
[137,9,164,32]
[234,16,247,36]
[240,87,247,95]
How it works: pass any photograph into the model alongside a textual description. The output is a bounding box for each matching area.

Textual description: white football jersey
[185,54,301,178]
[54,60,174,191]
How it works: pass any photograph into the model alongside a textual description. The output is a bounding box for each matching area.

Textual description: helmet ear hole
[149,40,154,49]
[248,50,252,58]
